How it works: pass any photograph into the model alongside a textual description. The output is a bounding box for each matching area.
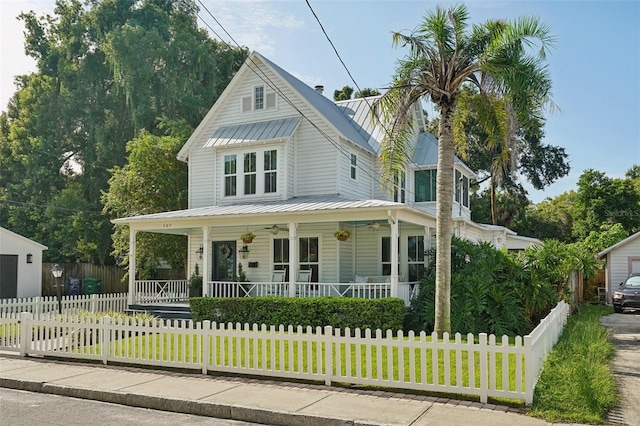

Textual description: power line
[304,0,426,182]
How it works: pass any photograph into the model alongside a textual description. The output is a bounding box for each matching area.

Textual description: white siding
[294,121,338,196]
[0,228,45,298]
[189,147,215,208]
[608,238,640,292]
[338,145,376,199]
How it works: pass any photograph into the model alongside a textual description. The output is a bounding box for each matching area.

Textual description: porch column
[128,229,137,305]
[389,215,399,297]
[202,226,210,297]
[288,222,298,297]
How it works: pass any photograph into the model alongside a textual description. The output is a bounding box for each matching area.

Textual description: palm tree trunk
[490,178,498,225]
[434,103,455,334]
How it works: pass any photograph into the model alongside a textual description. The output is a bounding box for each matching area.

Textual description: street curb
[0,377,388,426]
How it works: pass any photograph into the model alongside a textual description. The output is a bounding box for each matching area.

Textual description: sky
[1,0,639,204]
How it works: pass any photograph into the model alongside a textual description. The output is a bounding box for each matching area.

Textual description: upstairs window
[244,152,256,195]
[394,172,406,203]
[242,86,277,112]
[350,154,357,179]
[224,155,237,196]
[264,149,277,193]
[462,175,469,207]
[415,169,437,202]
[455,170,462,203]
[254,86,264,110]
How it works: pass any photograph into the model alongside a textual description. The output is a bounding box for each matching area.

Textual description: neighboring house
[0,227,47,298]
[597,231,640,303]
[113,51,538,304]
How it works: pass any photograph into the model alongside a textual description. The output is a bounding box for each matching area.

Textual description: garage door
[0,255,18,298]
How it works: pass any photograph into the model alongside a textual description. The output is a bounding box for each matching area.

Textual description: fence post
[524,335,534,404]
[202,320,211,375]
[478,333,488,403]
[324,325,333,386]
[102,316,111,365]
[19,312,33,357]
[90,294,97,313]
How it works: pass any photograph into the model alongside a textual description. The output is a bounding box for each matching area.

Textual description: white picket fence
[0,293,128,317]
[0,301,570,404]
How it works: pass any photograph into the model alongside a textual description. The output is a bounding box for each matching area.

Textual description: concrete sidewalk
[0,355,562,426]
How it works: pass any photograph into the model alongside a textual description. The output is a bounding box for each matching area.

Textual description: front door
[212,241,236,281]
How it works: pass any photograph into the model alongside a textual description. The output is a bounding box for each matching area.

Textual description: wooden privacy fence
[42,263,127,295]
[0,293,128,317]
[0,301,570,404]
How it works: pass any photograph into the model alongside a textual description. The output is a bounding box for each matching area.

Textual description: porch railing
[133,280,189,304]
[206,281,420,305]
[132,280,420,305]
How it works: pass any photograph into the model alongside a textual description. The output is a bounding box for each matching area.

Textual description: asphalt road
[600,310,640,426]
[0,388,264,426]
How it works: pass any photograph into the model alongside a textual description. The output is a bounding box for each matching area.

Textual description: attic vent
[314,85,324,94]
[266,92,276,109]
[241,96,252,113]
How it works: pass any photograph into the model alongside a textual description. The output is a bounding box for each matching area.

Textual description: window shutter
[266,92,276,109]
[241,96,252,112]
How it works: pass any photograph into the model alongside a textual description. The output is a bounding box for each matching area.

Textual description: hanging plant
[240,231,256,244]
[334,229,352,241]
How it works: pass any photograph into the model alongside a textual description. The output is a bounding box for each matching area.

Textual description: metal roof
[203,117,301,148]
[335,96,384,153]
[256,53,376,154]
[113,195,405,223]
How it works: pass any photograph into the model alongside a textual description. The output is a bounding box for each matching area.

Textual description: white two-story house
[113,51,538,305]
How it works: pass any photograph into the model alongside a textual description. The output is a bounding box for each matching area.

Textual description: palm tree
[377,4,554,333]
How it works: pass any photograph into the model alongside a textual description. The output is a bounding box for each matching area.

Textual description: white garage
[0,227,48,298]
[597,231,640,304]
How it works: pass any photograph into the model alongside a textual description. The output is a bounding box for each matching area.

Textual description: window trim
[414,168,437,202]
[221,147,280,198]
[224,154,237,197]
[350,153,357,180]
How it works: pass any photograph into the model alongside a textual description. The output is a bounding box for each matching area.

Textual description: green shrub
[190,297,404,331]
[406,237,557,336]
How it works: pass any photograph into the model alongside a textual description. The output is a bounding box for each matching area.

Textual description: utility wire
[304,0,426,180]
[194,0,401,196]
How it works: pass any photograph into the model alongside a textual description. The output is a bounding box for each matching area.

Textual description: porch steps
[126,303,192,320]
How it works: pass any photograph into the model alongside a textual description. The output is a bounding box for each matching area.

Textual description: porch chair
[297,269,312,297]
[269,269,286,296]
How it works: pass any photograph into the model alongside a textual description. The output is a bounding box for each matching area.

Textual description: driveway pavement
[600,310,640,426]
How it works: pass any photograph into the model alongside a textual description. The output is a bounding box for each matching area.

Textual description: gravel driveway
[600,310,640,426]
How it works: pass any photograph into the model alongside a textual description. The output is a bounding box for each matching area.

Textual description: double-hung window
[254,86,264,110]
[350,154,357,179]
[407,236,425,281]
[244,152,256,195]
[264,149,277,193]
[415,169,437,202]
[273,238,289,281]
[299,237,319,283]
[224,155,237,196]
[381,237,400,276]
[394,172,406,203]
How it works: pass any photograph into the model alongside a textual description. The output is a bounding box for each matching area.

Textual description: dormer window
[242,85,277,112]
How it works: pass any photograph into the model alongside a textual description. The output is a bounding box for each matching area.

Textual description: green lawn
[77,328,526,400]
[529,305,617,424]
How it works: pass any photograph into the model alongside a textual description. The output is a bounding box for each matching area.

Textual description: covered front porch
[115,197,436,307]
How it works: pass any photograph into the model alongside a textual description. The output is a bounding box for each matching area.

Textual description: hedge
[189,297,404,331]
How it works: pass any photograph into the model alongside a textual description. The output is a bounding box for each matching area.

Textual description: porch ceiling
[112,195,434,232]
